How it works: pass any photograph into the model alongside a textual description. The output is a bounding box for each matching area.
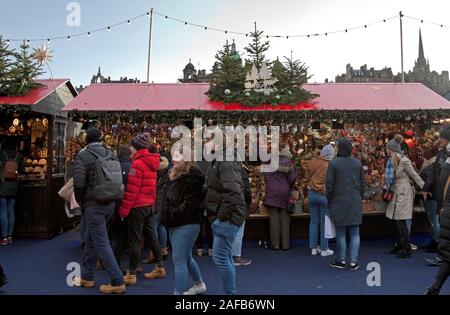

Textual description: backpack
[2,152,19,180]
[88,149,124,202]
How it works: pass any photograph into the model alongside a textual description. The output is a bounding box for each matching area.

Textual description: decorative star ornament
[32,44,53,65]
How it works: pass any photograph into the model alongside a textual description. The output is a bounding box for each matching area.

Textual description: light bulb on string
[47,39,50,43]
[127,20,130,24]
[67,36,70,40]
[6,39,9,46]
[108,26,111,31]
[87,32,91,37]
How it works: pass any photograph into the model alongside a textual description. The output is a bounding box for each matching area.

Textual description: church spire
[418,29,425,63]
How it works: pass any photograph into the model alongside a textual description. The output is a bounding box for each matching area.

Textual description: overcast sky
[1,0,450,87]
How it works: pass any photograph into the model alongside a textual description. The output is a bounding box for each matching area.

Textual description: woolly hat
[386,134,403,153]
[320,144,335,161]
[86,128,102,144]
[130,133,150,151]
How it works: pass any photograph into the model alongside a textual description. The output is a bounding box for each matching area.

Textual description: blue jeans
[169,224,203,295]
[308,191,329,250]
[80,213,87,243]
[81,203,124,286]
[151,213,168,248]
[336,225,360,264]
[231,222,246,257]
[0,198,15,238]
[424,199,440,242]
[212,219,240,295]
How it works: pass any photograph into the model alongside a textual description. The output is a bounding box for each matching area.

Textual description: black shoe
[80,242,85,250]
[424,287,440,295]
[396,246,412,259]
[350,263,360,271]
[425,240,438,253]
[233,256,252,266]
[426,256,443,266]
[390,243,402,255]
[329,259,346,269]
[0,273,8,288]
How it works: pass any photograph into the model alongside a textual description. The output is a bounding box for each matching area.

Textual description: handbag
[58,178,74,202]
[324,214,336,239]
[382,188,394,203]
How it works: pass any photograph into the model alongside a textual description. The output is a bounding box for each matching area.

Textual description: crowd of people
[1,124,450,295]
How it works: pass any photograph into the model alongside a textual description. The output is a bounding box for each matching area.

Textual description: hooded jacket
[263,151,297,210]
[306,157,330,194]
[423,146,448,210]
[326,138,365,227]
[119,149,160,218]
[161,166,204,228]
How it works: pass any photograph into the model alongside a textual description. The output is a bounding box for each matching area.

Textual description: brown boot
[99,283,126,294]
[123,273,137,286]
[142,252,155,264]
[144,266,166,280]
[72,277,95,288]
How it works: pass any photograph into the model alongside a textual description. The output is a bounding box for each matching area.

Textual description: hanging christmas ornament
[276,95,281,100]
[32,44,53,65]
[224,89,231,95]
[263,90,270,97]
[245,92,250,97]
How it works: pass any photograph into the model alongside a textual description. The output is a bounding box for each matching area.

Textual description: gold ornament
[32,44,53,65]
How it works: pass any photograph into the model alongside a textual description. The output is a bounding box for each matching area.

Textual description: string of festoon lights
[3,10,450,45]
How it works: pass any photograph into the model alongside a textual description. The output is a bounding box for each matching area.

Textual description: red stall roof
[0,79,77,105]
[62,82,450,112]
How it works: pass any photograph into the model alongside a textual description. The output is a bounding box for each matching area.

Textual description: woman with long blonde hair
[160,152,207,295]
[385,135,424,258]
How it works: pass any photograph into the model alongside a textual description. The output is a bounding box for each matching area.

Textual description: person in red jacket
[119,133,166,286]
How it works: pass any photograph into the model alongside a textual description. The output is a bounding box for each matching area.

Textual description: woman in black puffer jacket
[426,148,450,295]
[160,153,206,295]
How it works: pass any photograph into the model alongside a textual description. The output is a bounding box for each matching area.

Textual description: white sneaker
[183,282,207,295]
[311,247,321,256]
[320,249,334,257]
[411,244,418,251]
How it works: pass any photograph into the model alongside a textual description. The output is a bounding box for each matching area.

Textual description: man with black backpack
[73,128,126,294]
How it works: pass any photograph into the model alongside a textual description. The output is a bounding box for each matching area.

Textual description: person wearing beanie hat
[86,128,103,144]
[386,134,403,154]
[306,143,335,257]
[326,138,365,270]
[72,128,125,294]
[119,134,165,285]
[385,134,424,258]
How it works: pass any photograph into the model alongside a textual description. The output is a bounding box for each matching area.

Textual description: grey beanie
[386,135,403,153]
[320,144,335,161]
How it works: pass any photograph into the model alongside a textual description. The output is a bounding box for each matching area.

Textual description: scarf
[385,158,395,190]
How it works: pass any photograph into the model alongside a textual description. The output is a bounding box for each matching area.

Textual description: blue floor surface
[0,230,448,295]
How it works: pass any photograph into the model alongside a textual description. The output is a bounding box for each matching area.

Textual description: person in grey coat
[326,138,365,270]
[385,135,424,258]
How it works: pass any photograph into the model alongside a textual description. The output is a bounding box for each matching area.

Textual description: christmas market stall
[0,79,79,238]
[63,81,450,240]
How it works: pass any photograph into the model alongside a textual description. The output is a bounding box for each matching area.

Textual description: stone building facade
[335,30,450,96]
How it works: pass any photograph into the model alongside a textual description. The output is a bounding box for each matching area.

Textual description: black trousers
[109,210,127,272]
[127,207,157,274]
[431,260,450,291]
[394,220,411,246]
[196,215,213,249]
[142,212,163,265]
[0,264,4,276]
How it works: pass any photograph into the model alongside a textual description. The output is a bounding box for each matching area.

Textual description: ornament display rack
[69,108,450,220]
